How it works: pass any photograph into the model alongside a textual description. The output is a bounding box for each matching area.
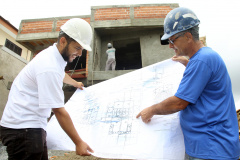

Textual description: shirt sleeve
[175,60,212,104]
[36,71,64,108]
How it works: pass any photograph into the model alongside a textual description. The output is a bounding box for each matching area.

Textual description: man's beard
[61,44,70,62]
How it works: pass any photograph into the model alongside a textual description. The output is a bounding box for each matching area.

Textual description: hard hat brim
[161,34,170,45]
[77,40,92,51]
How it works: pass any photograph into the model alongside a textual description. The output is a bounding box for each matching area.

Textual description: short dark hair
[57,30,76,44]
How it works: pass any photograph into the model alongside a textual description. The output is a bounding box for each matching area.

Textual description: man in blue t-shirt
[136,7,240,160]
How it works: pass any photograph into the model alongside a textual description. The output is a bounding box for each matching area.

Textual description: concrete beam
[92,18,164,28]
[16,32,59,41]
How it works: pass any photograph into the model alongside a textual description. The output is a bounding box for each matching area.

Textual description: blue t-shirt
[175,47,240,159]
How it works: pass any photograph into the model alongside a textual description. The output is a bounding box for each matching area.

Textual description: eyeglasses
[168,32,185,45]
[74,46,83,51]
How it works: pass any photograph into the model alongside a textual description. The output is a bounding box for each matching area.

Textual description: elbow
[179,101,189,111]
[178,103,187,111]
[174,97,189,111]
[52,107,65,116]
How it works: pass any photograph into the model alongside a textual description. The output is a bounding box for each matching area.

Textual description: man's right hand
[76,141,94,156]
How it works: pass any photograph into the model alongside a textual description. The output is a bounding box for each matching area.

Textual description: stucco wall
[0,46,27,119]
[140,32,174,67]
[0,25,32,62]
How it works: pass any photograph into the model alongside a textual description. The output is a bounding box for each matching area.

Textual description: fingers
[83,152,91,156]
[136,111,151,123]
[76,142,94,156]
[82,146,93,156]
[78,82,84,90]
[79,86,83,90]
[77,149,92,156]
[88,146,94,153]
[136,112,141,118]
[172,55,179,61]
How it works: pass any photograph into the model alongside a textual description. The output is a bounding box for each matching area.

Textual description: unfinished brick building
[16,3,179,89]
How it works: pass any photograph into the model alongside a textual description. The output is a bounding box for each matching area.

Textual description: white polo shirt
[1,44,67,130]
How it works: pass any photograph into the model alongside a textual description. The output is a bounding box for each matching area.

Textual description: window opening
[5,39,22,56]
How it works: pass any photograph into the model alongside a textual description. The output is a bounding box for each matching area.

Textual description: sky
[1,0,240,108]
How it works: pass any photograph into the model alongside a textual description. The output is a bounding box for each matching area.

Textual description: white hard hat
[61,18,93,51]
[107,43,112,48]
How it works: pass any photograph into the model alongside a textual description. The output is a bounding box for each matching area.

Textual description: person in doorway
[0,18,94,159]
[105,43,116,71]
[136,7,240,160]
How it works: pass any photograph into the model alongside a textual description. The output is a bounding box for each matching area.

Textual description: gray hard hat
[161,7,200,45]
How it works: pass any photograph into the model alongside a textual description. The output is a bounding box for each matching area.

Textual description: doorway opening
[113,38,142,70]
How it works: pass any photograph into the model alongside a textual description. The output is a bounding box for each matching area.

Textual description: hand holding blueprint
[47,59,186,159]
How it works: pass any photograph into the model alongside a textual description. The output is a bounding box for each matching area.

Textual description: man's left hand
[74,82,84,90]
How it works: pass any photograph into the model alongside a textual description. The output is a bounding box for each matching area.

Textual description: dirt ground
[49,151,128,160]
[0,143,128,160]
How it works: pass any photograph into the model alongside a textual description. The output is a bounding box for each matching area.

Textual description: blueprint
[47,59,186,159]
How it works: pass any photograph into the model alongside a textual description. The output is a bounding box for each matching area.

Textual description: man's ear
[185,32,193,42]
[59,37,67,46]
[57,37,68,54]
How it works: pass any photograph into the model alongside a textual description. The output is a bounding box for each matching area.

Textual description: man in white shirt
[0,18,94,159]
[105,43,116,71]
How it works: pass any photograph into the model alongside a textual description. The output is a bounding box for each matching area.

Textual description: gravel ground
[1,141,239,160]
[0,141,128,160]
[48,151,126,160]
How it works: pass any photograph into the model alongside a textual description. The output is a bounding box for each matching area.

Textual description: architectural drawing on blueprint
[97,88,142,147]
[47,59,186,159]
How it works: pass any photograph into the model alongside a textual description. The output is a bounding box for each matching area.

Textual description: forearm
[137,96,189,123]
[152,96,188,115]
[63,73,78,87]
[53,108,82,145]
[64,73,84,89]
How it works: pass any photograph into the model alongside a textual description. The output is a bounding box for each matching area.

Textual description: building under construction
[15,3,179,86]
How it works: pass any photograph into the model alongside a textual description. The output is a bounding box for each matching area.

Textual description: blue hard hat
[161,7,200,45]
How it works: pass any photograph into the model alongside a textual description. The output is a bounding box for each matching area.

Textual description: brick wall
[20,18,91,34]
[94,8,130,20]
[19,5,173,33]
[21,21,53,34]
[134,6,172,19]
[20,5,172,34]
[93,5,172,21]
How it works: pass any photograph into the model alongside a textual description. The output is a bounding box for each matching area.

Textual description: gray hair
[184,25,199,41]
